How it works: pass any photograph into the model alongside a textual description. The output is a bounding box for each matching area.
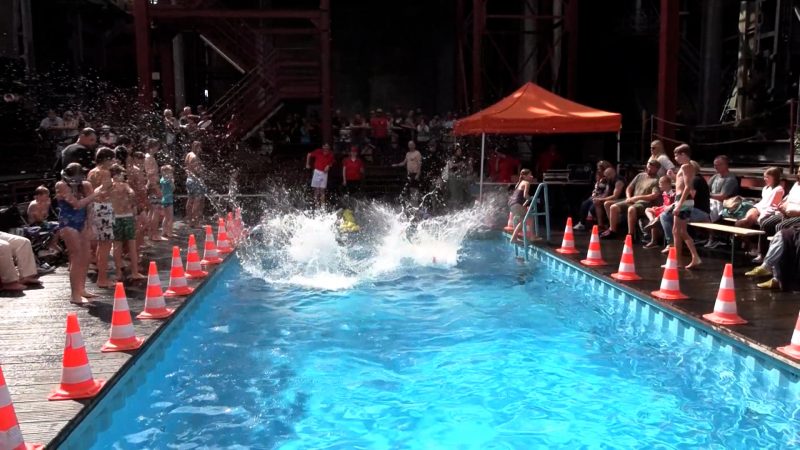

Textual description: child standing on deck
[87,147,117,288]
[160,165,175,238]
[109,164,146,281]
[643,176,675,248]
[144,140,165,241]
[56,162,109,305]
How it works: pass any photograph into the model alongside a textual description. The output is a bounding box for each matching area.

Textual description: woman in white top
[736,166,785,229]
[649,140,675,178]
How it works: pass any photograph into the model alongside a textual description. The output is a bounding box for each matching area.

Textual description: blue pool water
[70,239,800,449]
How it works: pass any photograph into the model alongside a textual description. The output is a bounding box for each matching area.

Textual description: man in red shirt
[496,150,521,183]
[369,108,389,162]
[341,146,365,197]
[305,143,335,208]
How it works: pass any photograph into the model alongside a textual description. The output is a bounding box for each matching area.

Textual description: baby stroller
[22,223,66,267]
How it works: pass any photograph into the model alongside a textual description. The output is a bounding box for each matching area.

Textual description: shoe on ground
[573,222,585,231]
[599,230,615,239]
[38,248,59,258]
[37,263,56,275]
[705,240,723,249]
[694,239,708,246]
[745,266,771,277]
[752,255,764,264]
[757,278,781,290]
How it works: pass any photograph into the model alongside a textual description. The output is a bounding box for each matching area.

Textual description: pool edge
[528,243,800,382]
[46,254,238,450]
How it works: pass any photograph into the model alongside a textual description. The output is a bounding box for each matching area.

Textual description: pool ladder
[514,182,551,261]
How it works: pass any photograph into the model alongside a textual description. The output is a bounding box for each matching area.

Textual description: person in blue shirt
[160,165,175,238]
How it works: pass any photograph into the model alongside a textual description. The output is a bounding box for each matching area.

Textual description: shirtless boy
[87,147,117,287]
[144,139,165,241]
[185,141,206,227]
[109,164,146,281]
[127,151,149,250]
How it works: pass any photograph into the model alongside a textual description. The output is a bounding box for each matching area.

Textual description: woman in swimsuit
[508,168,536,243]
[56,162,109,305]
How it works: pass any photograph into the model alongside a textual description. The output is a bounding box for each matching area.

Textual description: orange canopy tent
[454,81,621,135]
[453,82,622,197]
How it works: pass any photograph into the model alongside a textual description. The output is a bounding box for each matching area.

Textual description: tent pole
[479,132,486,202]
[616,130,621,163]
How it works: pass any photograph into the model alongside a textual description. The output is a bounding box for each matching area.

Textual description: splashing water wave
[239,203,491,290]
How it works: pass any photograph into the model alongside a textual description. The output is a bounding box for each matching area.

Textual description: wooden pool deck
[0,221,231,447]
[529,228,800,371]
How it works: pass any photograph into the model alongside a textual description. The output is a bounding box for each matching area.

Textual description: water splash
[239,202,491,290]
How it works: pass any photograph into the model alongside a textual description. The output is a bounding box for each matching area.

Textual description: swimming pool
[60,238,800,449]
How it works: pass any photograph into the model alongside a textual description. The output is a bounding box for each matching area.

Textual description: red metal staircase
[134,0,326,141]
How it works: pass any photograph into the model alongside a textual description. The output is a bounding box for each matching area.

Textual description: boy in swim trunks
[144,139,166,241]
[87,147,117,288]
[109,164,146,281]
[127,151,149,251]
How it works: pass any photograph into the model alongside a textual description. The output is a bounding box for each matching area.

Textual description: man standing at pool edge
[306,143,335,208]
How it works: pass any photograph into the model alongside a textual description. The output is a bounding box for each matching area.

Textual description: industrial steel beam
[656,0,679,143]
[320,0,332,146]
[133,0,152,108]
[565,0,578,99]
[149,9,321,20]
[472,0,485,110]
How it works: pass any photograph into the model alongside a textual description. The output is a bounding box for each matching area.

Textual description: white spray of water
[239,203,490,290]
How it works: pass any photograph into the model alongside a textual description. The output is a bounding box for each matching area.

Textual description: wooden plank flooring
[0,220,230,447]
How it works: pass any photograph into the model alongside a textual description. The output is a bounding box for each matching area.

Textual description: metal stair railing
[515,182,550,260]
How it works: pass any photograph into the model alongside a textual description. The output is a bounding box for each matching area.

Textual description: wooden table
[689,222,765,261]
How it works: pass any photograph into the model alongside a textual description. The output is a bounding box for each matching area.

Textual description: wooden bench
[689,222,765,261]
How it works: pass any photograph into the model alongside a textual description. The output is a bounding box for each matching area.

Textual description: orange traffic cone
[216,218,233,254]
[556,217,580,254]
[651,247,688,300]
[524,217,536,241]
[165,246,194,297]
[777,311,800,359]
[201,225,223,266]
[580,225,607,266]
[0,365,43,449]
[503,212,514,233]
[611,235,642,281]
[702,264,747,325]
[49,313,106,400]
[185,234,208,279]
[101,283,144,352]
[137,262,175,320]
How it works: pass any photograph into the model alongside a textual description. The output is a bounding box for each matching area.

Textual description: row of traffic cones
[1,217,247,441]
[44,218,242,400]
[555,218,752,325]
[552,217,800,358]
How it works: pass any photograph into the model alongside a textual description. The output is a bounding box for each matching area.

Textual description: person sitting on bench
[600,160,661,239]
[755,169,800,263]
[745,225,800,291]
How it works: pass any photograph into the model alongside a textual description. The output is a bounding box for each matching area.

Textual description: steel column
[565,0,578,99]
[320,0,332,146]
[656,0,679,142]
[455,0,468,112]
[158,37,176,110]
[133,0,153,108]
[472,0,485,110]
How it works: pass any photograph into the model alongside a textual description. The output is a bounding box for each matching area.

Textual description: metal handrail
[517,182,550,260]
